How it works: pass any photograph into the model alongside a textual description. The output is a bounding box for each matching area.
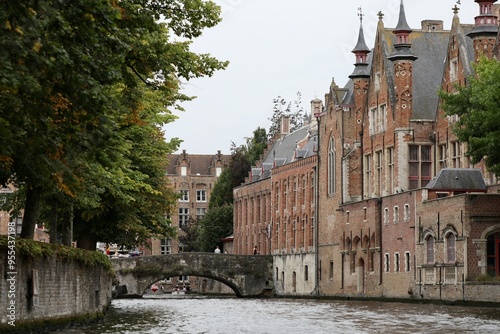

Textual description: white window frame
[179,190,189,202]
[196,189,207,202]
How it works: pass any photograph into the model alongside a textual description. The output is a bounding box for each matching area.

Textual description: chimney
[280,115,290,137]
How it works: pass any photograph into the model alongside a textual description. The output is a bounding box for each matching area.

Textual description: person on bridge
[214,246,221,253]
[253,246,258,255]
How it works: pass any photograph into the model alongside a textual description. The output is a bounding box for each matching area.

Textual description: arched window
[328,137,335,194]
[487,232,500,277]
[426,235,435,264]
[446,233,456,263]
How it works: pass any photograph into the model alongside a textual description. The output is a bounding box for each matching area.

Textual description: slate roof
[246,124,318,183]
[167,153,228,176]
[426,168,486,191]
[379,16,477,121]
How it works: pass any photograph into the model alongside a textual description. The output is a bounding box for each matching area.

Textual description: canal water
[56,296,500,334]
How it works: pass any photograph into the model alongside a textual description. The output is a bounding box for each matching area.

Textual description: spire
[394,0,412,33]
[388,0,417,62]
[467,0,498,39]
[352,7,370,55]
[349,7,371,79]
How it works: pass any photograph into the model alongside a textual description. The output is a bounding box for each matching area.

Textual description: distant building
[147,150,229,291]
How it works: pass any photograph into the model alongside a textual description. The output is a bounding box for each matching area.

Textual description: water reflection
[56,297,500,334]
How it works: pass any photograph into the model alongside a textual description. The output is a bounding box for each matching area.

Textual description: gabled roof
[167,153,229,176]
[245,124,318,183]
[426,168,486,191]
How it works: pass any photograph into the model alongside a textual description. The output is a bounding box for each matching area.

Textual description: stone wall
[0,239,113,332]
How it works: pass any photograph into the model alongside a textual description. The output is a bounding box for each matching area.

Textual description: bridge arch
[112,253,274,298]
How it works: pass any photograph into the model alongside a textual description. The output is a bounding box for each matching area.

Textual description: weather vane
[358,7,364,22]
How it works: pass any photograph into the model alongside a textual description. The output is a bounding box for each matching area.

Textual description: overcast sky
[165,0,477,155]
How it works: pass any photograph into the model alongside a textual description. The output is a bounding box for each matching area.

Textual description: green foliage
[178,217,200,252]
[0,0,228,246]
[0,235,112,272]
[197,204,233,252]
[208,168,233,209]
[440,57,500,174]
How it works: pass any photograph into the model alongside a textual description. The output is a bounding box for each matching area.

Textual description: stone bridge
[111,253,274,298]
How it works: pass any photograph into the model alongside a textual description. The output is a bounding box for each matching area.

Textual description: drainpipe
[314,112,321,296]
[378,198,383,286]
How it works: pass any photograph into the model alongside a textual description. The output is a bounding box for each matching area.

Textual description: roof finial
[453,1,460,14]
[377,11,384,21]
[358,7,364,22]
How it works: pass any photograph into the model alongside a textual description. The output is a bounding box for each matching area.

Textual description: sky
[165,0,478,155]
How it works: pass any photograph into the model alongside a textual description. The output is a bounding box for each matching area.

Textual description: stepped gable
[426,168,486,191]
[166,151,227,176]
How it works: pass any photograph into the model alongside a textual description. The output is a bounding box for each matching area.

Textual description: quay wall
[0,237,113,332]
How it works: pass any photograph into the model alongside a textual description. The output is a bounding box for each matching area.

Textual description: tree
[208,168,233,209]
[178,217,200,252]
[197,204,233,252]
[439,57,500,174]
[268,91,305,140]
[0,0,228,246]
[202,127,267,251]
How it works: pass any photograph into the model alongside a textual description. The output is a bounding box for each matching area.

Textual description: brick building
[147,150,229,291]
[234,0,500,302]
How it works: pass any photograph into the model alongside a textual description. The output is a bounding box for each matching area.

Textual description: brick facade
[235,1,500,302]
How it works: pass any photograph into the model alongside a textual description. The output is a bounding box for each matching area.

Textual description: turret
[468,0,498,60]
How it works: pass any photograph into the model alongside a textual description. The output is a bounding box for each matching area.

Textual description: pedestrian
[214,246,221,253]
[253,246,258,255]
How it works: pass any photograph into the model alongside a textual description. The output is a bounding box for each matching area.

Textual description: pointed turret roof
[394,0,412,33]
[350,10,371,79]
[352,13,370,53]
[388,0,417,62]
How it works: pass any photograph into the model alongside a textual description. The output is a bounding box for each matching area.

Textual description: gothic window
[450,58,458,82]
[376,151,383,195]
[395,253,400,272]
[328,137,336,194]
[426,235,435,264]
[404,204,410,222]
[439,144,447,170]
[378,104,387,132]
[370,108,376,135]
[452,142,461,168]
[446,232,456,263]
[405,252,411,272]
[487,232,500,277]
[387,147,394,193]
[384,207,389,225]
[409,145,432,189]
[385,253,390,272]
[365,154,372,197]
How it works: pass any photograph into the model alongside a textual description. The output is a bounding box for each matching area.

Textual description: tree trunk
[20,184,42,239]
[61,205,73,247]
[49,201,59,244]
[76,228,97,251]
